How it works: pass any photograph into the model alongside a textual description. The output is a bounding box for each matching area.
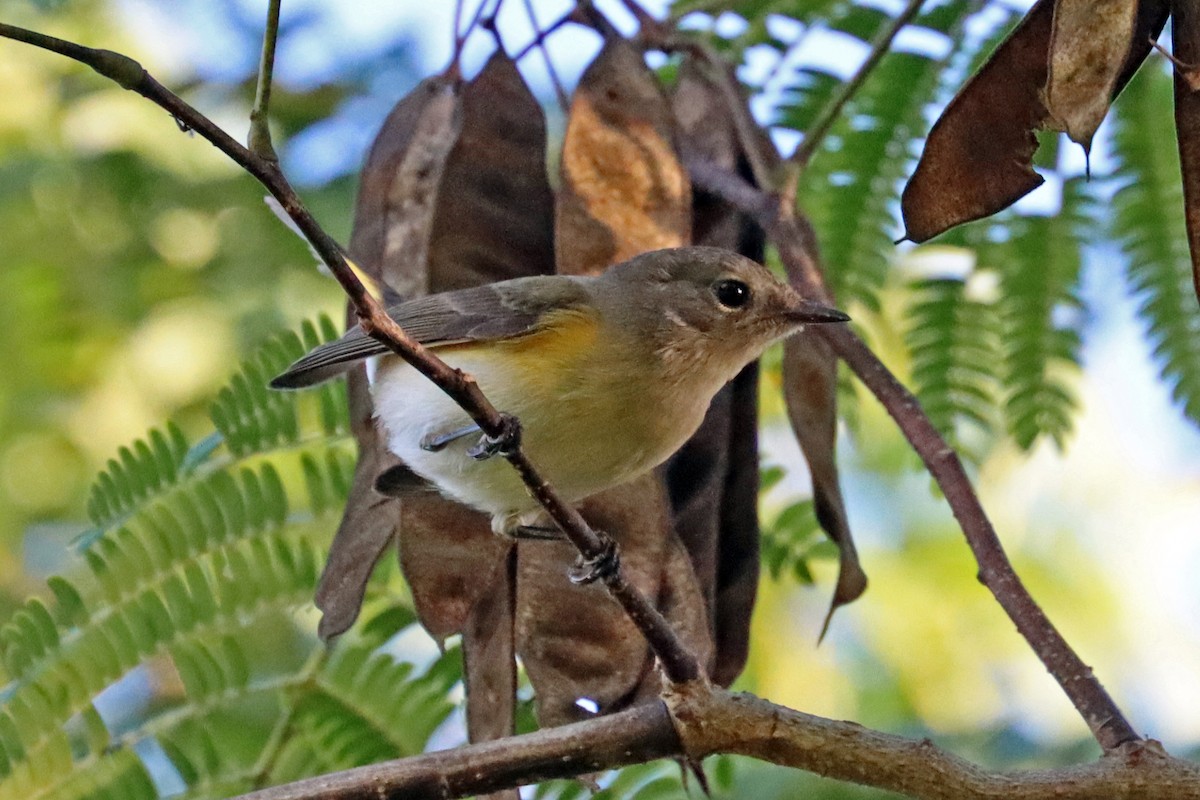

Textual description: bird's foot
[468,413,522,460]
[568,533,620,585]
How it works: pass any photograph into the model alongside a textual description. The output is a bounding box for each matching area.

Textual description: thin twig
[0,21,702,687]
[521,0,570,113]
[684,156,1140,751]
[622,3,1140,749]
[454,0,496,68]
[788,0,927,173]
[248,0,282,159]
[512,9,575,61]
[616,0,655,27]
[453,0,466,46]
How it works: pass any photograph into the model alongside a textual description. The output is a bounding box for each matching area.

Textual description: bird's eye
[713,279,751,309]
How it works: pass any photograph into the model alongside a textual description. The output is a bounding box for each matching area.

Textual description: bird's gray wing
[270,276,592,389]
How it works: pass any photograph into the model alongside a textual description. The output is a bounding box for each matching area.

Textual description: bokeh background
[1,0,1199,796]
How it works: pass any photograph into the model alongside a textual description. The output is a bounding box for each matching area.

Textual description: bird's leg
[419,423,481,452]
[467,413,522,460]
[568,532,620,585]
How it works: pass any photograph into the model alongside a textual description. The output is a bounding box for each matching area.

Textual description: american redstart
[272,246,848,535]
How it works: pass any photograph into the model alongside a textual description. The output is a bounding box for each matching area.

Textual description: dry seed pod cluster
[321,27,861,742]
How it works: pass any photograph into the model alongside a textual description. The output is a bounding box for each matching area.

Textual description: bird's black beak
[783,299,850,324]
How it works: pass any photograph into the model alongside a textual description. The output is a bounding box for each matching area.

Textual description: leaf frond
[1110,63,1200,424]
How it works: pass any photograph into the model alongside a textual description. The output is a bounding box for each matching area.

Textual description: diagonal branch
[619,0,1136,748]
[684,156,1140,752]
[0,21,702,686]
[788,0,928,172]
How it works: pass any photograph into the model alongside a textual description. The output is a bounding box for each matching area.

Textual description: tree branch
[670,685,1192,800]
[787,0,928,171]
[230,701,681,800]
[0,21,702,686]
[684,156,1140,751]
[248,0,282,159]
[511,9,575,62]
[453,0,495,65]
[229,684,1197,800]
[572,0,1139,753]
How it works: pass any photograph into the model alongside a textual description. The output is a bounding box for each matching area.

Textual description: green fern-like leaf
[84,423,192,531]
[904,275,1002,455]
[535,754,742,800]
[26,746,157,800]
[760,499,828,585]
[0,316,461,800]
[669,0,849,61]
[261,643,459,786]
[1111,63,1200,424]
[318,641,459,757]
[792,1,973,311]
[995,179,1089,450]
[78,315,346,551]
[0,495,327,797]
[535,761,682,800]
[211,315,345,457]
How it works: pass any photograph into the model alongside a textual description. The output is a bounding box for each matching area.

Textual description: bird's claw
[568,535,620,585]
[468,413,522,460]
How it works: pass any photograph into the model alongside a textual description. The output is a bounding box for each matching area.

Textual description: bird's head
[600,247,848,383]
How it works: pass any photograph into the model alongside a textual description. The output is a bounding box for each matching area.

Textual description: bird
[271,246,848,538]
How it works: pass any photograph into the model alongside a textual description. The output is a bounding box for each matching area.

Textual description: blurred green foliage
[0,0,353,598]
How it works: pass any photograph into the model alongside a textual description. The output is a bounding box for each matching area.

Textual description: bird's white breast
[369,338,717,531]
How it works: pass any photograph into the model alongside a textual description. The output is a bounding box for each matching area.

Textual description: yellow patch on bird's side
[435,308,602,391]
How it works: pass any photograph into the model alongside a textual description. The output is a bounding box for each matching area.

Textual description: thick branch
[232,702,681,800]
[670,685,1194,800]
[230,684,1198,800]
[0,22,701,686]
[686,156,1140,751]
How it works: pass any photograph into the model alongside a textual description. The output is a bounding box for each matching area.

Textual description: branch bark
[0,21,701,686]
[230,684,1199,800]
[685,156,1140,751]
[231,702,681,800]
